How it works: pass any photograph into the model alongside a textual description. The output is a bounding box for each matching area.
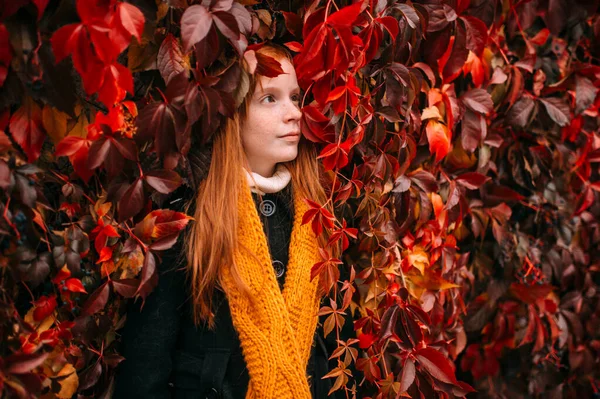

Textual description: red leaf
[150,209,192,239]
[425,120,451,163]
[9,98,46,162]
[75,0,110,25]
[281,11,302,37]
[145,170,183,194]
[415,347,458,384]
[55,136,87,157]
[82,281,110,315]
[65,277,87,294]
[317,142,350,171]
[358,332,377,349]
[325,86,347,103]
[93,63,134,107]
[97,246,113,263]
[255,53,284,78]
[442,23,469,82]
[31,0,49,19]
[0,24,12,87]
[119,178,144,221]
[114,2,144,43]
[510,283,553,304]
[33,295,57,321]
[376,16,400,39]
[461,16,488,56]
[455,172,490,189]
[301,105,335,143]
[181,5,213,53]
[284,41,303,52]
[88,22,120,64]
[52,266,71,284]
[462,88,493,114]
[326,2,364,28]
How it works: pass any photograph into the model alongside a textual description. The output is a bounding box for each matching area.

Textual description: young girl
[113,44,343,399]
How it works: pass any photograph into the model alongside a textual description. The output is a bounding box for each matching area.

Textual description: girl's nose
[285,100,302,122]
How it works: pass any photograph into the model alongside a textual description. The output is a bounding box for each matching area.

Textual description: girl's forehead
[255,60,299,91]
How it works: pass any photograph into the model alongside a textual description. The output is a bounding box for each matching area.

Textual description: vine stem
[124,223,148,254]
[3,197,20,240]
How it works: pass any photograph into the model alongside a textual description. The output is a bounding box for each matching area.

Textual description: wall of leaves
[1,0,599,397]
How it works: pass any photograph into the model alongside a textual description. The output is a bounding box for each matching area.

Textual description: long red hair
[185,44,337,328]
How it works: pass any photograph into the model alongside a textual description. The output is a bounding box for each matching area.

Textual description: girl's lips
[279,132,301,140]
[280,132,300,138]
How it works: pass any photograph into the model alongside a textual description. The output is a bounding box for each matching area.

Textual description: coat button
[273,260,285,278]
[259,200,276,216]
[204,387,220,399]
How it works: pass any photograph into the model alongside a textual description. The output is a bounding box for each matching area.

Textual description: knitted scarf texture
[220,174,322,399]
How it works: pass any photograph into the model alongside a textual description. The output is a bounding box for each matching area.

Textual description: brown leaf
[461,15,488,56]
[540,97,570,126]
[462,88,493,114]
[42,105,69,143]
[398,358,416,393]
[181,5,213,53]
[157,34,189,86]
[112,279,139,298]
[6,352,49,374]
[136,252,159,300]
[455,172,490,189]
[119,178,144,221]
[575,75,598,114]
[82,281,110,315]
[145,169,183,194]
[506,96,535,127]
[461,110,486,152]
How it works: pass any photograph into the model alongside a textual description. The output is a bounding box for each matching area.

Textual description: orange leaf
[425,120,451,163]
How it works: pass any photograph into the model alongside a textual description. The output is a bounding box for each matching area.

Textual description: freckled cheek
[242,113,278,150]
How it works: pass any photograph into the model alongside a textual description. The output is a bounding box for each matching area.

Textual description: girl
[113,44,346,399]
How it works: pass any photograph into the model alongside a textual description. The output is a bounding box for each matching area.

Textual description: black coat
[112,185,351,399]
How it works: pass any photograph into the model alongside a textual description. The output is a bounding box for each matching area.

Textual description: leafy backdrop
[1,0,599,398]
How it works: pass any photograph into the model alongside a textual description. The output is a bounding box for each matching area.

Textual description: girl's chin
[276,151,298,164]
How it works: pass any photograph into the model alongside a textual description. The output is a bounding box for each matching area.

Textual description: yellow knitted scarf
[220,178,322,399]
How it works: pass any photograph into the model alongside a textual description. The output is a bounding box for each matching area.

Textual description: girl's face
[241,58,302,177]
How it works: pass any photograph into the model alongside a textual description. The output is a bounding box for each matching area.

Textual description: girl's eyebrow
[257,85,301,94]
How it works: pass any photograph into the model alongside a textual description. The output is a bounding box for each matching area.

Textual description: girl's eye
[262,95,276,104]
[291,94,301,103]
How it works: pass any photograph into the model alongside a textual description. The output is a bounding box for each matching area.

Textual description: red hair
[185,44,338,328]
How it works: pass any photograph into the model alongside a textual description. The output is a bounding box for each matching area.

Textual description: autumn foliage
[1,0,600,397]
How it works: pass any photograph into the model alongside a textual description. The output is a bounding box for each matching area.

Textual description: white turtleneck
[244,164,291,195]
